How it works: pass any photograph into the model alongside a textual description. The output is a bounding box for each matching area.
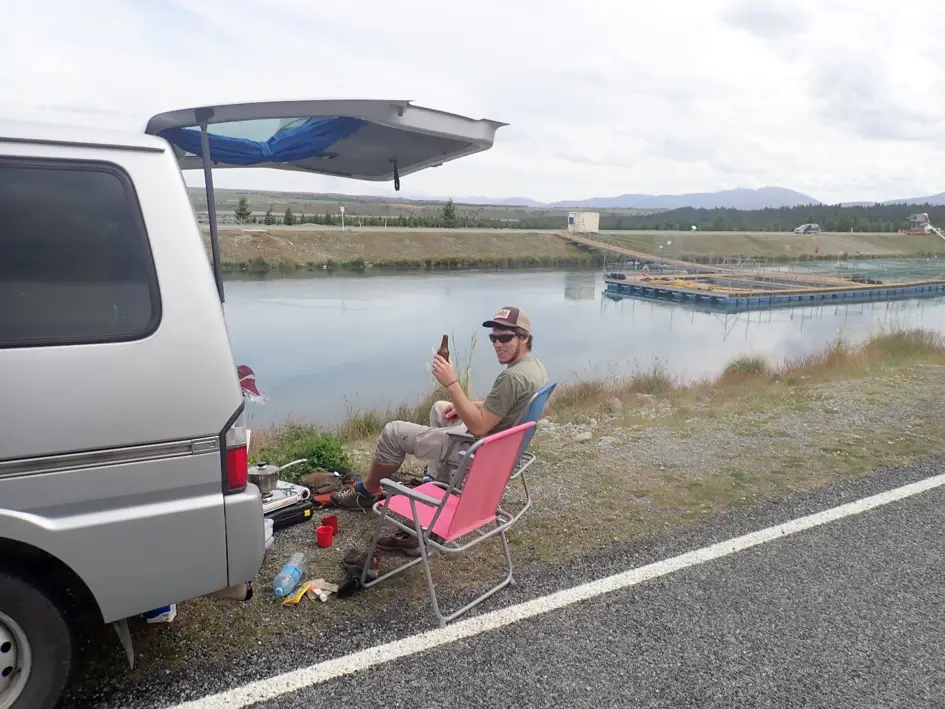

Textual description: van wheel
[0,573,73,709]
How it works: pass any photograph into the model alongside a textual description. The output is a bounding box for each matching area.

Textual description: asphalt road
[242,468,945,709]
[62,455,945,709]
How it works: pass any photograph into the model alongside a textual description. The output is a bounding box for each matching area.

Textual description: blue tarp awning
[157,116,365,166]
[146,100,506,181]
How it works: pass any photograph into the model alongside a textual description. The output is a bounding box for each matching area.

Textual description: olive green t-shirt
[482,354,549,434]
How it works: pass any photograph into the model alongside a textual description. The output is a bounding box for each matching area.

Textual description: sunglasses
[489,332,518,344]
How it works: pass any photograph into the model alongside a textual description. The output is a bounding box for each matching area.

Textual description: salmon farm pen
[603,269,945,313]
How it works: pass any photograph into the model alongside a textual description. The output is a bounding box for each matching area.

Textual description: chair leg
[359,506,388,586]
[499,527,514,587]
[424,527,515,627]
[509,470,533,525]
[414,507,446,627]
[361,506,426,588]
[363,511,517,628]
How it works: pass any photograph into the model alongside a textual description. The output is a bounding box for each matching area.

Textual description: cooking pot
[248,459,307,494]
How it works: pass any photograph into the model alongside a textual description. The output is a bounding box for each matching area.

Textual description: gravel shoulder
[59,361,945,708]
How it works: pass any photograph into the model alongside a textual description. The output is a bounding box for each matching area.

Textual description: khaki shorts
[374,401,468,481]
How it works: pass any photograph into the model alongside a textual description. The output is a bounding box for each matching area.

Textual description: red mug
[316,525,334,548]
[320,514,338,534]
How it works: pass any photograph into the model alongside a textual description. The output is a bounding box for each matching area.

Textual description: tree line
[606,203,945,233]
[232,196,945,232]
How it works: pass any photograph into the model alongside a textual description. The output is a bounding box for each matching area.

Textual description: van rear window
[0,159,160,348]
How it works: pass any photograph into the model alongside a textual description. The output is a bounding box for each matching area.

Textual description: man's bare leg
[329,460,399,510]
[360,461,400,496]
[331,417,441,510]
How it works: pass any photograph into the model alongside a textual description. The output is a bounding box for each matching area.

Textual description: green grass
[250,423,352,482]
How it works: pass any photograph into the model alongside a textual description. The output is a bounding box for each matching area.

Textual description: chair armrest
[379,478,442,507]
[446,430,478,443]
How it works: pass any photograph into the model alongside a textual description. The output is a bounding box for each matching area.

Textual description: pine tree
[234,196,252,223]
[441,198,457,228]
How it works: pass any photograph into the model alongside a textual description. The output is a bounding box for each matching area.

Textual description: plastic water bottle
[273,552,306,598]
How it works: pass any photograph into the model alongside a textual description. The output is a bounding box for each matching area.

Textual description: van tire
[0,573,73,709]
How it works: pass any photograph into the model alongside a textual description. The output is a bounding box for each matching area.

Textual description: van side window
[0,159,160,348]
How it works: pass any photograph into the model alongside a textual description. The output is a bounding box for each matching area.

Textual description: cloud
[720,0,811,39]
[2,0,944,204]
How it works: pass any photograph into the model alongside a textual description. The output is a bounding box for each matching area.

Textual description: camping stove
[260,480,311,515]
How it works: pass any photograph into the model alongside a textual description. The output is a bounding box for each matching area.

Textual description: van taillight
[223,409,248,494]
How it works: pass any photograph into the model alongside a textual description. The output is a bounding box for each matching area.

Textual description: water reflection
[564,271,596,301]
[222,269,945,427]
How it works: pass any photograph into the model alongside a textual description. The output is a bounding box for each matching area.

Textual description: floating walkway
[604,272,945,313]
[562,232,722,272]
[561,231,945,311]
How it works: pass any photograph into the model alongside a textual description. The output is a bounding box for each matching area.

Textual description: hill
[883,193,945,206]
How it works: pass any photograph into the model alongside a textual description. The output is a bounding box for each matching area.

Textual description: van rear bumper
[224,483,265,585]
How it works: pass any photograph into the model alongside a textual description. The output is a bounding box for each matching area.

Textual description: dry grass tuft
[252,327,945,462]
[539,327,945,417]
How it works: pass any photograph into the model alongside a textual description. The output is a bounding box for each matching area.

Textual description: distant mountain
[410,195,545,207]
[195,185,945,211]
[467,196,546,207]
[548,187,821,210]
[882,192,945,206]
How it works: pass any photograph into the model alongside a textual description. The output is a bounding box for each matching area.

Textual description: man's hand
[432,354,457,389]
[432,354,500,436]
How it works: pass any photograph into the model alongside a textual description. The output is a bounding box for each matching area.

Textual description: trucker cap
[482,306,532,335]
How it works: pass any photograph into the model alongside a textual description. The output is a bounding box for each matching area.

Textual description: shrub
[252,423,351,483]
[722,355,770,379]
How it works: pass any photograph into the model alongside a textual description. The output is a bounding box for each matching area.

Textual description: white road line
[165,472,945,709]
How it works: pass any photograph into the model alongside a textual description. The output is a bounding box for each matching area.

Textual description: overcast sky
[3,0,943,204]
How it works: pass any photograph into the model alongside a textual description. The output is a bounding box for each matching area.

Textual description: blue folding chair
[445,380,557,523]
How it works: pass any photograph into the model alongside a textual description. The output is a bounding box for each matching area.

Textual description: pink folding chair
[360,421,536,627]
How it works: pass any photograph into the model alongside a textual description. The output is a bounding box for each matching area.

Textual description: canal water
[222,268,945,428]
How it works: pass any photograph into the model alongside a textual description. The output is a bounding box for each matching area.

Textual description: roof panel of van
[0,118,168,152]
[144,99,506,183]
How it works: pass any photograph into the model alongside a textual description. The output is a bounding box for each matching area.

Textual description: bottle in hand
[437,334,450,362]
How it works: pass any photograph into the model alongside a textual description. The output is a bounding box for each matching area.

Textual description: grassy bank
[250,328,945,480]
[205,226,603,274]
[65,328,945,692]
[599,230,945,261]
[203,226,945,274]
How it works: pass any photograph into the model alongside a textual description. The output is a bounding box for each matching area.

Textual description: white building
[567,211,600,234]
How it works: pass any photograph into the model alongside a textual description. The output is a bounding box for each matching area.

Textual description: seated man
[330,306,548,518]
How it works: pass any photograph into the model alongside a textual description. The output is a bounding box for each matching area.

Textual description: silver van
[0,100,502,709]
